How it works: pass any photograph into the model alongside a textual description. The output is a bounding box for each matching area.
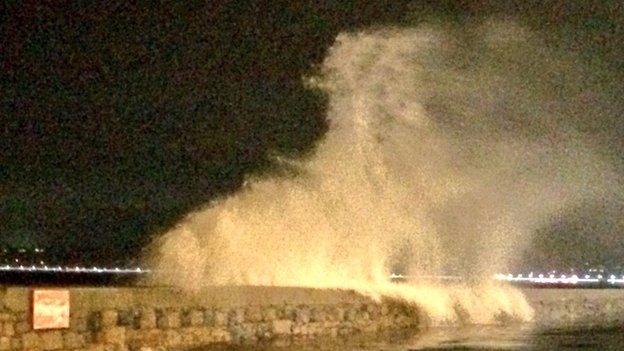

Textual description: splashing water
[147,21,618,325]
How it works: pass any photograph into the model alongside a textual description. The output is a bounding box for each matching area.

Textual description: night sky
[2,1,623,266]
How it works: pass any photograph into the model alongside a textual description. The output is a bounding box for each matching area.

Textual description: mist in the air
[147,19,622,324]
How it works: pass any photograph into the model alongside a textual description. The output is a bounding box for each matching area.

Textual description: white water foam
[148,21,619,326]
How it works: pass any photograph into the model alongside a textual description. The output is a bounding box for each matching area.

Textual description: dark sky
[1,1,623,266]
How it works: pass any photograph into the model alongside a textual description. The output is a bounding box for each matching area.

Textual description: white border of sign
[32,289,70,330]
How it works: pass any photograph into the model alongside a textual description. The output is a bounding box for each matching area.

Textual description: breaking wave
[147,20,618,325]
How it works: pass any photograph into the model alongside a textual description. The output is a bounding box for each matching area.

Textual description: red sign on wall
[32,289,70,330]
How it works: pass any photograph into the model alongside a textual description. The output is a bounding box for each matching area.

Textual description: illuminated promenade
[0,265,148,274]
[389,273,624,288]
[3,266,624,287]
[495,273,624,286]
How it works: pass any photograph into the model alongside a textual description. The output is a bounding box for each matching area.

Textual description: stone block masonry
[0,286,421,350]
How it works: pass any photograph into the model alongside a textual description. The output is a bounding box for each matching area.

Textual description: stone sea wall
[0,286,420,350]
[3,285,623,350]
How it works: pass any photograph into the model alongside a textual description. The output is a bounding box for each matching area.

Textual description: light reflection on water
[206,326,624,351]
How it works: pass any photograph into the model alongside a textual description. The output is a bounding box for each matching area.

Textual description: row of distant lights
[0,265,151,274]
[2,248,45,254]
[495,272,624,285]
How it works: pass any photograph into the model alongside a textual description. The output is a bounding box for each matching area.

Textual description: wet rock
[228,308,245,325]
[255,322,273,340]
[189,309,204,326]
[245,307,263,323]
[163,330,181,348]
[280,305,297,321]
[271,320,293,335]
[14,321,30,335]
[101,309,119,327]
[88,312,102,331]
[1,322,14,337]
[310,307,326,322]
[10,337,21,350]
[0,337,10,351]
[328,306,345,321]
[64,331,86,349]
[295,307,311,324]
[97,327,126,346]
[228,323,255,344]
[157,309,180,329]
[344,307,358,322]
[213,309,228,327]
[139,309,157,330]
[40,331,64,350]
[262,307,277,322]
[22,332,41,350]
[117,310,138,328]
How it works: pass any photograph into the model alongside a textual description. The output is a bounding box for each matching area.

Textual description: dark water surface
[206,326,624,351]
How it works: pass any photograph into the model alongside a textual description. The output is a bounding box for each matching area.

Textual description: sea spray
[147,20,617,324]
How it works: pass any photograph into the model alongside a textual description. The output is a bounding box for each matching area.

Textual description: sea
[210,325,624,351]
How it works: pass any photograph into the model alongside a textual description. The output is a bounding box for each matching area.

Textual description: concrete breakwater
[0,286,420,350]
